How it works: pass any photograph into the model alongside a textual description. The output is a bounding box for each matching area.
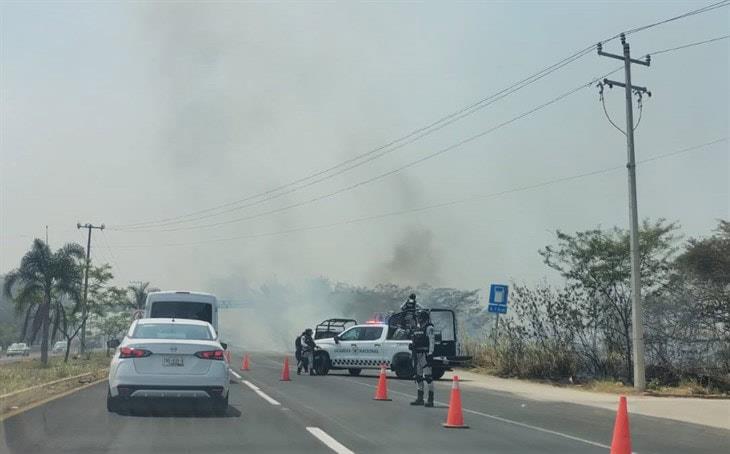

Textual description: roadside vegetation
[0,238,157,366]
[0,352,109,396]
[465,219,730,396]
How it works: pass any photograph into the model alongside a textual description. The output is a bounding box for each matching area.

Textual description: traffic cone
[373,364,392,401]
[442,375,469,428]
[280,357,291,381]
[241,354,250,371]
[610,396,632,454]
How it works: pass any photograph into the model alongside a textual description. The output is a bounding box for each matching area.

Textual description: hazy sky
[1,1,728,298]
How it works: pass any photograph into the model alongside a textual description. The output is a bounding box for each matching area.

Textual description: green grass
[0,352,110,395]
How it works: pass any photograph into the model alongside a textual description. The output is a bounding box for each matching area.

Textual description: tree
[56,264,123,361]
[675,220,730,339]
[96,312,132,356]
[3,240,84,366]
[539,219,679,383]
[127,281,158,311]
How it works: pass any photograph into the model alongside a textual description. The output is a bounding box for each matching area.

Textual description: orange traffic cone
[610,396,632,454]
[373,364,392,401]
[280,357,291,381]
[241,354,250,371]
[442,375,468,428]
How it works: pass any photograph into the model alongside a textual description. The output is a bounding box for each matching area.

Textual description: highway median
[0,352,109,419]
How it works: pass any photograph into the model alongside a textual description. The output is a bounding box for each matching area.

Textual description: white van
[144,291,219,336]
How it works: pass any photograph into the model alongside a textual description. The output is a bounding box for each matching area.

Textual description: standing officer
[410,310,435,407]
[301,328,317,375]
[295,331,305,375]
[400,293,423,330]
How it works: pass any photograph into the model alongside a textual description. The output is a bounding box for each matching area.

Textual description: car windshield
[149,301,213,324]
[131,324,213,340]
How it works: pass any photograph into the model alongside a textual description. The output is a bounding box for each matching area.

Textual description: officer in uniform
[410,310,435,407]
[400,293,424,330]
[295,331,305,375]
[301,328,317,375]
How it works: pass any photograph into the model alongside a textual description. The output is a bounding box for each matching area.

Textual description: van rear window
[150,301,212,324]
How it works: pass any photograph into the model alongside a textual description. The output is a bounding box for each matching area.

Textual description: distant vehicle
[314,309,470,379]
[52,341,67,354]
[314,318,357,340]
[144,291,219,336]
[106,318,230,415]
[6,342,31,357]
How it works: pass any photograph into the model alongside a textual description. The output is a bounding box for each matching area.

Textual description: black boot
[297,367,301,375]
[424,391,434,407]
[410,390,424,406]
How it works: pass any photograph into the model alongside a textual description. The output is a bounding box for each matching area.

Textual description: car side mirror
[333,335,340,344]
[220,342,228,350]
[107,339,120,349]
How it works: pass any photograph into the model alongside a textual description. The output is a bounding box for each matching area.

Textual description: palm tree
[127,281,158,311]
[3,239,84,365]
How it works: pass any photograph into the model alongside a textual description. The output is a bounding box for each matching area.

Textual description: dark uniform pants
[414,351,433,393]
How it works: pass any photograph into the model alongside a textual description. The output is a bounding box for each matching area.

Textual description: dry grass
[0,352,110,395]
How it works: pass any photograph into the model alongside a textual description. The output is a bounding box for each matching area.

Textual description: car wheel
[107,388,121,413]
[347,368,362,376]
[212,393,229,416]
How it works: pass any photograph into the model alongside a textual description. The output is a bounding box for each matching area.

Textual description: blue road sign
[489,284,509,306]
[487,304,507,314]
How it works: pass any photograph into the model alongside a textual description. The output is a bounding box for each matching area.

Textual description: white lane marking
[462,408,611,450]
[229,369,242,380]
[345,378,613,451]
[306,427,355,454]
[242,379,281,406]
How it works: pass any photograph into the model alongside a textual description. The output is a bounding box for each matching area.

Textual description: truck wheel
[314,352,330,376]
[394,363,414,379]
[431,368,446,380]
[347,368,362,376]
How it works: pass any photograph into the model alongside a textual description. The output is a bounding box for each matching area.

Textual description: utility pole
[597,34,651,391]
[77,222,105,355]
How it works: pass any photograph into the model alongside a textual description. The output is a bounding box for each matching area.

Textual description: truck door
[429,309,456,358]
[355,326,386,368]
[331,326,362,369]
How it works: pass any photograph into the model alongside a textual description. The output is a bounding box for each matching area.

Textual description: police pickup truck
[313,309,470,380]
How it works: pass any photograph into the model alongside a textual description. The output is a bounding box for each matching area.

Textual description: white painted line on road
[345,377,615,451]
[461,408,611,450]
[229,369,242,380]
[306,427,355,454]
[242,379,281,406]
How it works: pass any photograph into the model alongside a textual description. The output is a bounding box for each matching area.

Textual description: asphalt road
[1,351,728,454]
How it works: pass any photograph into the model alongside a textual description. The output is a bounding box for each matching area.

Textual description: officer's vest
[412,323,433,351]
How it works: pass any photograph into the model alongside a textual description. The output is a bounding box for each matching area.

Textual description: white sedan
[107,318,230,415]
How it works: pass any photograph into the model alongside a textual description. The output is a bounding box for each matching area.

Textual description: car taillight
[195,350,225,360]
[119,347,152,358]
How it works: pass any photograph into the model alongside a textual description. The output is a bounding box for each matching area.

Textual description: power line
[647,34,729,56]
[110,1,730,231]
[108,137,727,249]
[117,66,624,233]
[113,47,596,230]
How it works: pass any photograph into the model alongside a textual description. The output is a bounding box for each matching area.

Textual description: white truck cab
[314,309,468,380]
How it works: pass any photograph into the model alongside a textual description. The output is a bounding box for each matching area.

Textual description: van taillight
[195,350,224,360]
[119,347,152,358]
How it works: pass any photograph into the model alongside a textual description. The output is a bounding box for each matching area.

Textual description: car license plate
[162,356,184,367]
